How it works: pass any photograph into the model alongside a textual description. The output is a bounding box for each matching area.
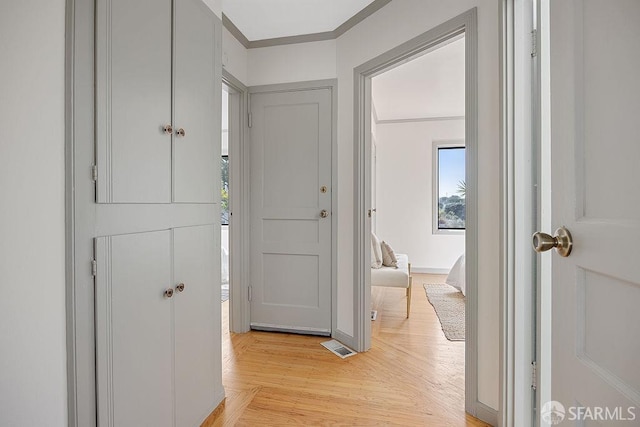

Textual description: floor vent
[371,310,377,321]
[321,339,357,359]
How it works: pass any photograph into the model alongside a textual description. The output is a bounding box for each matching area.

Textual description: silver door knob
[175,283,185,293]
[175,128,185,137]
[164,288,174,298]
[532,226,573,257]
[320,210,329,218]
[162,124,173,134]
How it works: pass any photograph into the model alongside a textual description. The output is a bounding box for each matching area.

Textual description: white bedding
[446,254,466,296]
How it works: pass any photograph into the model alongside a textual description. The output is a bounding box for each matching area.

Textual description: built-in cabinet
[95,226,219,426]
[96,0,217,203]
[90,0,223,425]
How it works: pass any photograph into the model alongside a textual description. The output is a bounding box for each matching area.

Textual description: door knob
[175,283,185,293]
[162,124,173,134]
[320,209,329,218]
[164,288,174,298]
[532,226,573,257]
[175,128,185,137]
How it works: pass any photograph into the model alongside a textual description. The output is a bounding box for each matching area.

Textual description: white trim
[432,139,466,236]
[411,267,450,275]
[353,8,485,422]
[223,69,250,333]
[376,115,465,125]
[499,0,536,426]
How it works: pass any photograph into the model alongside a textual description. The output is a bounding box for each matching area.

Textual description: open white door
[540,0,640,422]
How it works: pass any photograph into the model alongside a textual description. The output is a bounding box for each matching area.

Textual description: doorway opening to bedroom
[365,29,471,415]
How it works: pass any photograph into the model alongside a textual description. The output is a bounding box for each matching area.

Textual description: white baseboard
[411,267,450,275]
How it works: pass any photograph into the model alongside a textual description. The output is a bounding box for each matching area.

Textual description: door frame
[352,7,485,419]
[222,70,251,333]
[246,79,339,335]
[498,0,538,426]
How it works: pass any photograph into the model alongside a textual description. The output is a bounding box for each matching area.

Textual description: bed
[445,254,466,296]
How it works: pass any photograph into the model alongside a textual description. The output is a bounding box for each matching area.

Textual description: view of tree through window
[221,155,229,225]
[437,147,465,230]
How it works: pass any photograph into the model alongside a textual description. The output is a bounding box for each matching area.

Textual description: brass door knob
[164,288,174,298]
[320,210,329,218]
[176,283,185,293]
[176,128,185,137]
[162,124,173,134]
[532,226,573,257]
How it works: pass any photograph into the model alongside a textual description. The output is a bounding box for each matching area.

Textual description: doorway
[353,8,483,419]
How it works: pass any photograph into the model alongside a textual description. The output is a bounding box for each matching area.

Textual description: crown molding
[223,0,391,49]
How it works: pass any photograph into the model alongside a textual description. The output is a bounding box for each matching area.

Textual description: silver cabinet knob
[162,124,173,135]
[532,226,573,257]
[320,210,329,218]
[175,128,185,137]
[176,283,185,293]
[164,288,174,298]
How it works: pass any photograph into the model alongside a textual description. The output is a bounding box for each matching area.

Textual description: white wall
[222,27,248,84]
[375,120,465,271]
[247,40,337,86]
[335,0,500,411]
[0,1,67,426]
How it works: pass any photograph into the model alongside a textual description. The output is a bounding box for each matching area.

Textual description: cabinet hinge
[531,29,538,58]
[248,112,252,128]
[91,164,98,181]
[91,259,97,277]
[531,361,537,390]
[248,286,252,301]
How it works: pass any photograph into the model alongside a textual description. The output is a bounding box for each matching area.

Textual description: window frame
[432,139,466,235]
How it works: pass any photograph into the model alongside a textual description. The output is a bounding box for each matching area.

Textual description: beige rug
[423,284,465,341]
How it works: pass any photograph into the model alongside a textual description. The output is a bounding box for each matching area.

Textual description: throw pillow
[371,232,383,268]
[381,241,398,268]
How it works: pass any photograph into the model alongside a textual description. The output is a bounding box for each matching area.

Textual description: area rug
[423,284,465,341]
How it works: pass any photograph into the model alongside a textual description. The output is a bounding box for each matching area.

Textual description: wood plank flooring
[204,273,491,426]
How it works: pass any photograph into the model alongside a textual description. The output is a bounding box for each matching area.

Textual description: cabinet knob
[162,124,173,135]
[164,288,174,298]
[176,283,185,293]
[176,128,186,137]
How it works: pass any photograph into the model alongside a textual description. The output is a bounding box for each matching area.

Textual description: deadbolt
[532,226,573,257]
[320,209,329,218]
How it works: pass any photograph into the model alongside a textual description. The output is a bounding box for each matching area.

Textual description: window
[221,155,229,225]
[433,142,465,232]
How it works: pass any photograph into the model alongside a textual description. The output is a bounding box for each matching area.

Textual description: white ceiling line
[223,0,391,49]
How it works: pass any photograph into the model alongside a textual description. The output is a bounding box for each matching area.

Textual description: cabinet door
[95,230,173,427]
[173,0,219,203]
[173,225,220,426]
[96,0,172,203]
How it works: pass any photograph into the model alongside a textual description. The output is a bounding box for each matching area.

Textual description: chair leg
[406,276,412,318]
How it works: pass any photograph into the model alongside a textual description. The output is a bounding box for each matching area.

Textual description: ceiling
[372,37,465,121]
[223,0,377,41]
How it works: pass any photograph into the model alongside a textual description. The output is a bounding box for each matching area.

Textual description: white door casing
[249,86,333,334]
[547,0,640,418]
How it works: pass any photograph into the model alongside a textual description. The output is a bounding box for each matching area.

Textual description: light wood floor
[204,273,491,426]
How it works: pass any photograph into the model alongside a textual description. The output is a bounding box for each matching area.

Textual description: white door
[249,87,333,334]
[545,0,640,421]
[95,231,174,427]
[174,225,219,427]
